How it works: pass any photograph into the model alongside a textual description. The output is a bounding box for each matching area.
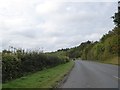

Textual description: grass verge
[2,61,74,88]
[100,57,119,66]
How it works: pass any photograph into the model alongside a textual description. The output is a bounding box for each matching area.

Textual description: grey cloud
[0,1,117,52]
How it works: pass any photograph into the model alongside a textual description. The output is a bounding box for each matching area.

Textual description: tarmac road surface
[61,60,119,88]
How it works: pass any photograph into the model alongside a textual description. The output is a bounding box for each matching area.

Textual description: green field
[3,61,74,88]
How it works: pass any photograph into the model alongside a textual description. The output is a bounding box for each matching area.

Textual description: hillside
[53,8,120,65]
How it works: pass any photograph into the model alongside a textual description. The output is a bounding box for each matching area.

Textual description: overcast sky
[0,0,118,52]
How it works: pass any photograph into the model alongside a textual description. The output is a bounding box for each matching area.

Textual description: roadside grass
[101,57,119,66]
[78,56,119,66]
[2,61,74,88]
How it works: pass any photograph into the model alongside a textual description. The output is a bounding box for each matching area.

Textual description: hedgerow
[2,50,69,83]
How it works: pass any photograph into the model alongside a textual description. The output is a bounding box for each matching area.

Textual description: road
[60,60,119,88]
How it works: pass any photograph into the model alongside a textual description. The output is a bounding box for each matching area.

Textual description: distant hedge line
[2,52,69,83]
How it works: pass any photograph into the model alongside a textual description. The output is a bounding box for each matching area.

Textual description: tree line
[54,2,120,63]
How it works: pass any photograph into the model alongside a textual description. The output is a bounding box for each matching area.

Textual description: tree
[112,1,120,27]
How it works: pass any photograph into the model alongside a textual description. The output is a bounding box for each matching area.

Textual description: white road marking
[113,76,120,80]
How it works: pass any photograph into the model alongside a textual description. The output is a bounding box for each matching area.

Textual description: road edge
[55,61,75,88]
